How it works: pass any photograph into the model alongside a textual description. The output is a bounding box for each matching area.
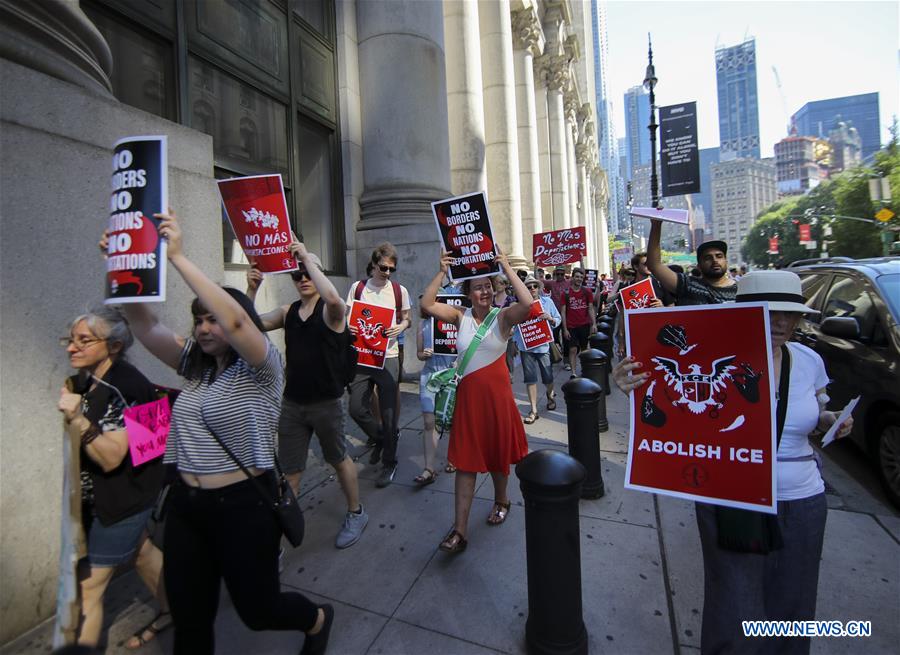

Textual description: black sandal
[439,528,468,553]
[125,611,172,650]
[523,411,539,425]
[413,468,438,486]
[546,391,557,411]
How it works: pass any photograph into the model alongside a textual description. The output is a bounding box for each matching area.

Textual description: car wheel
[876,412,900,509]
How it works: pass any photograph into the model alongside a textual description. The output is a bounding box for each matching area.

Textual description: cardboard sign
[349,301,395,369]
[517,302,554,350]
[431,191,499,281]
[532,227,587,267]
[624,304,776,513]
[613,247,633,267]
[105,136,168,304]
[660,102,701,197]
[629,206,690,225]
[619,278,658,310]
[124,396,171,466]
[584,269,599,291]
[432,294,469,356]
[217,175,298,274]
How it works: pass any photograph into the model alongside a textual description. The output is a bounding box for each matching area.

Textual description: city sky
[605,0,899,157]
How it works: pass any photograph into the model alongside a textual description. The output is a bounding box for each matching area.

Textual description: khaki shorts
[278,397,347,473]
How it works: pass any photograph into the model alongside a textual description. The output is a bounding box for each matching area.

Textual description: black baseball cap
[696,240,727,260]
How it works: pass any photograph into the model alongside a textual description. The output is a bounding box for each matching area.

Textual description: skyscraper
[791,93,880,161]
[711,157,777,260]
[623,85,651,178]
[690,146,720,236]
[715,38,761,160]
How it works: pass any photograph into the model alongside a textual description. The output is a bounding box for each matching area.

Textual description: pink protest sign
[124,397,171,466]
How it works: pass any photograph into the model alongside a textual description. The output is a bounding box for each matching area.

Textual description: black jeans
[164,473,318,655]
[348,357,400,466]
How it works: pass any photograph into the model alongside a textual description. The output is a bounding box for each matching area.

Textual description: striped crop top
[165,339,284,475]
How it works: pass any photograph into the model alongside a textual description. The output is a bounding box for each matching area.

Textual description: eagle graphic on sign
[355,318,385,343]
[652,355,737,414]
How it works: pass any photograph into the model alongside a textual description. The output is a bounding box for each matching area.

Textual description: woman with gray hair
[57,305,168,648]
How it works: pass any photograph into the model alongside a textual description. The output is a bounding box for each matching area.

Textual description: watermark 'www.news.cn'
[742,621,872,638]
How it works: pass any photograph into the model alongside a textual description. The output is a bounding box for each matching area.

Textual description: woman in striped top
[110,210,333,655]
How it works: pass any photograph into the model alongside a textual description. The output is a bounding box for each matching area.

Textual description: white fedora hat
[735,270,817,314]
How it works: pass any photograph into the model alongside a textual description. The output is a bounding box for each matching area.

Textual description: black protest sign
[660,102,700,197]
[432,294,470,356]
[431,191,499,282]
[584,269,599,291]
[105,136,168,303]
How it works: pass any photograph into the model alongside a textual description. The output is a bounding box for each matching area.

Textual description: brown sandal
[444,463,457,474]
[486,501,511,526]
[413,468,438,486]
[439,528,468,553]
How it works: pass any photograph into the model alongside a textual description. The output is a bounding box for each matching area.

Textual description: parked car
[787,257,900,507]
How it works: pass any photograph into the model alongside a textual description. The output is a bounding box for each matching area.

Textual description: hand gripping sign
[124,396,171,466]
[431,191,500,282]
[105,136,168,303]
[532,227,587,267]
[624,304,777,513]
[432,294,469,356]
[217,174,298,274]
[349,301,395,369]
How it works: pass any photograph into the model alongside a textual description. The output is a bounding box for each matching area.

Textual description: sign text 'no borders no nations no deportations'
[432,191,499,282]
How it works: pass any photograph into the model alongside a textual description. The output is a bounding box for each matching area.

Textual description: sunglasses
[526,284,540,290]
[378,265,397,273]
[291,270,311,282]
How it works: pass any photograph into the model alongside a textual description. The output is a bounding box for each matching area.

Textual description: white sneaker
[335,505,369,549]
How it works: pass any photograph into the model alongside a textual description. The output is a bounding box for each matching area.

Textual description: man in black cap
[646,219,736,306]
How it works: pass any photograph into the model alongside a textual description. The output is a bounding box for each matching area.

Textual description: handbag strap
[456,308,500,377]
[775,343,791,448]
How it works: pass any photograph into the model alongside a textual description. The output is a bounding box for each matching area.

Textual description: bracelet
[80,422,101,446]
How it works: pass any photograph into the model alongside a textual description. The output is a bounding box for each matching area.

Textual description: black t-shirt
[75,359,164,526]
[284,298,346,404]
[674,272,737,305]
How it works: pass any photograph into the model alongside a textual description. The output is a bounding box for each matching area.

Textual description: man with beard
[646,219,736,306]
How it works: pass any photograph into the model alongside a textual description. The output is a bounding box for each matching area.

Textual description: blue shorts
[86,506,153,567]
[521,351,553,385]
[420,373,436,413]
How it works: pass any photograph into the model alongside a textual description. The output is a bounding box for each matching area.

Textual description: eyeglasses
[291,270,311,282]
[60,336,106,350]
[526,284,540,290]
[378,265,397,273]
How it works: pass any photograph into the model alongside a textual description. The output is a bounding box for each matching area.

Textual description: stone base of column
[358,187,450,231]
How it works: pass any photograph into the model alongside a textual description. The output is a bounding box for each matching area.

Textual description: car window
[799,273,831,313]
[877,274,899,321]
[821,274,876,340]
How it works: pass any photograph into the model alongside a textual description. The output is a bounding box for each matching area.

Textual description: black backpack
[338,328,359,389]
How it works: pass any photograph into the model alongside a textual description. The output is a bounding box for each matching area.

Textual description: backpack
[338,328,359,388]
[353,279,403,318]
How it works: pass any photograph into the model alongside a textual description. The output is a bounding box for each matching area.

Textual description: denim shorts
[521,351,553,385]
[420,373,436,413]
[86,505,153,567]
[278,397,348,472]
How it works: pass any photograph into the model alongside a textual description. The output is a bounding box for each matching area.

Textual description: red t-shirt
[563,287,594,328]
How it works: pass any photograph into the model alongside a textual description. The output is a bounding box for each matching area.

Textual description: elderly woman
[421,248,533,553]
[57,306,167,648]
[513,275,561,424]
[613,270,853,654]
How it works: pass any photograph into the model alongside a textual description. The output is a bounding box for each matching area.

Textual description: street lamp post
[644,34,660,210]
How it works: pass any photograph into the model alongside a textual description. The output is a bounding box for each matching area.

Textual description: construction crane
[772,66,792,135]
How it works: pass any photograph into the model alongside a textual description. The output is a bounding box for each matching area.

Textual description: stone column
[479,0,525,267]
[535,81,552,230]
[443,0,486,194]
[565,93,579,231]
[539,55,570,230]
[511,5,544,262]
[593,165,611,275]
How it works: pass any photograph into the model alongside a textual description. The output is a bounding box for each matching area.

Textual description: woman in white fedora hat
[614,270,853,654]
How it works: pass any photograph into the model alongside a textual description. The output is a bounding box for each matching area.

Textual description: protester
[559,267,597,376]
[57,306,168,648]
[544,266,569,351]
[346,243,411,488]
[647,218,736,305]
[103,211,332,655]
[492,274,518,379]
[421,247,532,553]
[612,270,853,655]
[246,243,367,550]
[513,275,561,424]
[614,252,664,358]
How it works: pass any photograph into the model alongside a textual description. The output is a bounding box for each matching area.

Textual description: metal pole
[644,34,660,210]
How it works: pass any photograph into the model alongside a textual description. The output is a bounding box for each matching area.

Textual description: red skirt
[448,355,529,475]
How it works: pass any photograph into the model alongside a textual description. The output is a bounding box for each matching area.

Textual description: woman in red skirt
[421,248,533,553]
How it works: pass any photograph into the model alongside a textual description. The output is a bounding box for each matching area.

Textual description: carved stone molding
[511,7,544,57]
[536,53,569,91]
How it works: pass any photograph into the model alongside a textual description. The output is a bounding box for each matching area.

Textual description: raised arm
[497,248,533,332]
[291,240,346,332]
[421,252,464,326]
[646,219,678,294]
[158,209,269,368]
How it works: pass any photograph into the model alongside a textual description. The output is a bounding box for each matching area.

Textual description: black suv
[787,257,900,507]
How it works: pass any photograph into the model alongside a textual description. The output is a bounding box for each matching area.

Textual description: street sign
[875,208,895,223]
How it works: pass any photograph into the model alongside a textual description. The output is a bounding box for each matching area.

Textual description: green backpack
[426,308,500,433]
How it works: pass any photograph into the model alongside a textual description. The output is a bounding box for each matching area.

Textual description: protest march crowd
[58,192,854,655]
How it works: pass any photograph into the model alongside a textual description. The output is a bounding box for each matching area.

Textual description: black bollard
[562,378,605,499]
[516,450,588,655]
[589,332,612,365]
[578,349,609,432]
[596,320,612,336]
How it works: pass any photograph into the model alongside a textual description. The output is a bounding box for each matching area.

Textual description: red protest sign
[768,236,780,254]
[619,277,658,310]
[517,301,553,350]
[798,223,812,242]
[431,191,499,282]
[532,227,586,267]
[217,175,298,274]
[348,301,395,369]
[124,396,170,466]
[624,304,776,512]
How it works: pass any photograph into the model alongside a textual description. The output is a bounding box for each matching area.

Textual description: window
[821,275,877,339]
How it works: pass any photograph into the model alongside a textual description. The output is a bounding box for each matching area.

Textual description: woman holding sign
[57,306,168,648]
[513,275,561,424]
[102,211,333,655]
[421,247,533,554]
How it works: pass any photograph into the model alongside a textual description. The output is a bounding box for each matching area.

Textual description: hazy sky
[604,0,898,157]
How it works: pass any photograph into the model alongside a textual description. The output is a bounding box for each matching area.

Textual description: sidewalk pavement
[5,364,899,655]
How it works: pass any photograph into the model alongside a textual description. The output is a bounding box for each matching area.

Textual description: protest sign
[432,294,469,356]
[612,246,633,268]
[432,192,499,281]
[618,277,658,310]
[124,396,171,467]
[217,174,298,274]
[105,136,167,304]
[624,304,776,513]
[660,102,701,197]
[629,206,690,225]
[583,269,599,291]
[517,302,554,350]
[532,227,587,267]
[349,301,395,369]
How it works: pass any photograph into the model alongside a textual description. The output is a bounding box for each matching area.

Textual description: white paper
[821,396,860,447]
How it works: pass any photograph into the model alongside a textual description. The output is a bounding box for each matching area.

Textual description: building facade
[689,146,720,238]
[715,38,760,160]
[828,120,863,173]
[791,92,880,162]
[710,157,776,262]
[0,0,609,642]
[622,84,650,178]
[774,135,828,196]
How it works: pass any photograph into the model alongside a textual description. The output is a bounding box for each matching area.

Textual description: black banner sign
[432,294,470,356]
[660,102,700,197]
[431,191,499,282]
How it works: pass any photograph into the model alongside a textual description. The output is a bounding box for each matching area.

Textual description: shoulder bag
[426,307,500,433]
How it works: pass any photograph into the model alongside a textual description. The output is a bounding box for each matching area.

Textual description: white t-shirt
[776,341,829,500]
[345,280,411,358]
